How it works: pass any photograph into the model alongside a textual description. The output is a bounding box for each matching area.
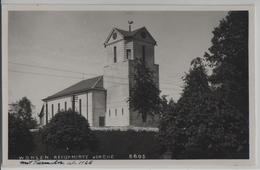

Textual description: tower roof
[104,27,157,47]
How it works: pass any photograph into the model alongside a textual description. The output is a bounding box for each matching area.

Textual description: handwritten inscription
[20,160,93,165]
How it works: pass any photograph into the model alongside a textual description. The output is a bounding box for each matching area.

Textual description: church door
[99,116,105,127]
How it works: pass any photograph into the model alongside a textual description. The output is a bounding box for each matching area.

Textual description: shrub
[8,113,34,158]
[41,110,97,152]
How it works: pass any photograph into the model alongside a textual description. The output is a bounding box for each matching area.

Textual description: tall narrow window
[115,109,117,116]
[46,103,48,124]
[122,108,124,115]
[142,45,146,62]
[109,109,111,117]
[79,99,82,115]
[126,49,131,60]
[114,46,117,63]
[58,103,60,112]
[51,104,54,117]
[65,102,67,111]
[86,94,88,119]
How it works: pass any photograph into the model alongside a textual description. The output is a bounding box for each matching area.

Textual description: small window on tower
[115,109,117,116]
[126,49,131,60]
[122,108,124,115]
[114,46,117,63]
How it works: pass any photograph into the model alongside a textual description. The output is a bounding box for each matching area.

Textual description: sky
[8,11,227,118]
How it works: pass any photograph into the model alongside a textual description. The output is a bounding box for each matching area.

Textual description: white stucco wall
[43,93,93,125]
[44,96,72,123]
[43,90,107,127]
[103,61,130,126]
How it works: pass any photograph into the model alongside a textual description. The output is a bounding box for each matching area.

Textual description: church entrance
[99,116,105,127]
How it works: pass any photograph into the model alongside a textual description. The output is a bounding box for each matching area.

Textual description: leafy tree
[158,12,249,159]
[157,96,177,154]
[160,56,248,158]
[8,113,34,158]
[204,11,249,154]
[9,97,37,129]
[128,59,161,122]
[167,57,211,158]
[41,110,97,152]
[204,11,249,116]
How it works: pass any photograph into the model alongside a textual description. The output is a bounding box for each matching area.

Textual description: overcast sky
[8,11,227,118]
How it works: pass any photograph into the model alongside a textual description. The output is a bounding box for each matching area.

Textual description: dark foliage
[41,110,97,152]
[157,96,177,153]
[204,11,249,155]
[158,11,249,159]
[129,58,161,122]
[8,113,34,158]
[204,11,249,115]
[29,130,162,159]
[93,130,162,159]
[9,97,37,129]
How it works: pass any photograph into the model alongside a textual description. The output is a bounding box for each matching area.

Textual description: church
[39,25,159,127]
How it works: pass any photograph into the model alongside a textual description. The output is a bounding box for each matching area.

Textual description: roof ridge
[91,76,103,88]
[115,26,145,32]
[43,75,104,101]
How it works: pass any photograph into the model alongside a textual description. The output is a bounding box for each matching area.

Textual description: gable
[132,27,157,45]
[104,29,125,46]
[104,27,157,47]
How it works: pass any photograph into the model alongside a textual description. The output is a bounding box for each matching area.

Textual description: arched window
[142,45,146,62]
[46,103,48,123]
[58,103,60,112]
[51,104,54,117]
[79,99,82,115]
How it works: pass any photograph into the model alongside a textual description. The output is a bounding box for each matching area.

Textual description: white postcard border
[1,2,257,168]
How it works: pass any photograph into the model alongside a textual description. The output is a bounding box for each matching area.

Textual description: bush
[41,110,97,152]
[8,113,34,158]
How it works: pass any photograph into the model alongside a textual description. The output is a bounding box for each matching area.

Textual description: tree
[128,59,161,122]
[8,113,34,158]
[168,57,212,158]
[157,96,177,154]
[9,97,37,129]
[160,56,248,158]
[204,11,249,116]
[158,11,249,158]
[204,11,249,155]
[41,110,97,152]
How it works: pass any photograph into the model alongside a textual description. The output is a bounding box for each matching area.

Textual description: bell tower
[103,23,159,127]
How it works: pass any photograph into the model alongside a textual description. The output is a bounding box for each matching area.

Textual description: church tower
[103,23,159,127]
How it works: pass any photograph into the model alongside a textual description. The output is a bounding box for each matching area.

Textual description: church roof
[43,76,104,101]
[104,26,157,46]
